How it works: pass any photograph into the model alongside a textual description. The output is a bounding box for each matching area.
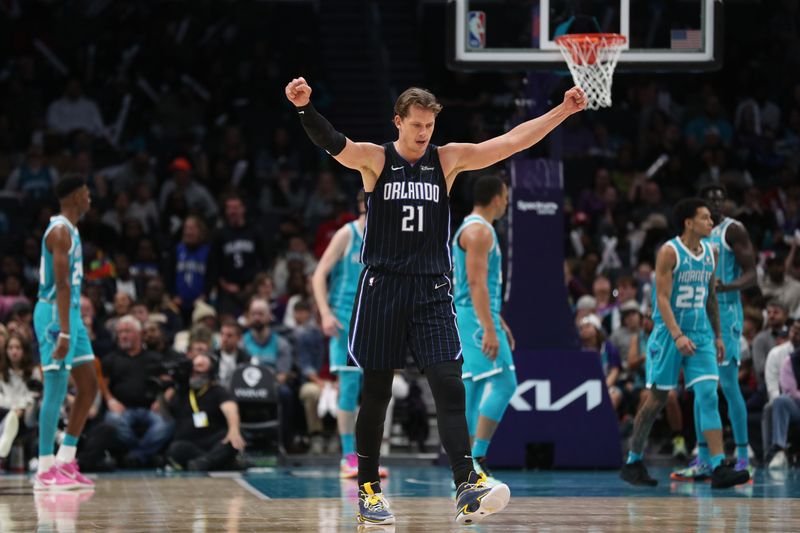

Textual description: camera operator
[101,315,173,468]
[165,353,245,471]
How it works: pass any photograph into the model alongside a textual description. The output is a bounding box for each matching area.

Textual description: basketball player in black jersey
[286,77,586,526]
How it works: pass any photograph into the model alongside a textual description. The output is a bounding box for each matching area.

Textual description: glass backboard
[448,0,723,72]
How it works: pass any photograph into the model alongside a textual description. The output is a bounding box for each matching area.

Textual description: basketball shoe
[670,457,712,482]
[34,465,81,491]
[454,472,510,525]
[57,460,95,488]
[341,454,389,479]
[473,457,500,485]
[357,481,395,526]
[711,461,750,489]
[620,461,658,486]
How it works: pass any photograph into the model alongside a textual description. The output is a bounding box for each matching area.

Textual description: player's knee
[361,369,393,406]
[493,370,517,404]
[694,380,722,431]
[667,389,679,403]
[338,372,361,411]
[426,361,465,406]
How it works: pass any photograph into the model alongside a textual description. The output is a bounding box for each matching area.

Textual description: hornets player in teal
[620,198,749,489]
[452,176,516,482]
[312,191,387,480]
[33,175,98,491]
[672,185,757,482]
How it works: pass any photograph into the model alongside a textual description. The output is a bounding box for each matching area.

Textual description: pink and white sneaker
[340,453,359,479]
[34,465,81,491]
[57,460,95,488]
[339,453,390,479]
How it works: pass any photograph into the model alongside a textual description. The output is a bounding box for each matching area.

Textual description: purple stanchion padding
[490,159,621,468]
[504,159,578,350]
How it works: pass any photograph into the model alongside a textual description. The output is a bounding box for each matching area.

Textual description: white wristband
[58,332,71,340]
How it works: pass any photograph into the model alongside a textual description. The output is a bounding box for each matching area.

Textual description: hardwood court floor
[0,467,799,532]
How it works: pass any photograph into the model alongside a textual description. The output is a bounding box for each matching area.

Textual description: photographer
[101,315,173,467]
[165,354,245,471]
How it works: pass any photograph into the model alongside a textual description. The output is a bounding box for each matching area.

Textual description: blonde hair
[394,88,442,119]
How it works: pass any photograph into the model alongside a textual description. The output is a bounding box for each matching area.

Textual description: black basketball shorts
[347,267,463,371]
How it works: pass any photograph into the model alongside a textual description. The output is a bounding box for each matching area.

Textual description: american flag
[671,29,703,50]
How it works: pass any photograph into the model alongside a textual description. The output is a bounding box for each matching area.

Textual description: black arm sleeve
[297,103,347,156]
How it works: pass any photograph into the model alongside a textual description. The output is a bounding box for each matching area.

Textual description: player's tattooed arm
[718,222,757,293]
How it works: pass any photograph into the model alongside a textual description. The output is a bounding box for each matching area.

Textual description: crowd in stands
[1,1,800,471]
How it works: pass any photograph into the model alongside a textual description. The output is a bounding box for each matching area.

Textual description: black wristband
[297,103,347,156]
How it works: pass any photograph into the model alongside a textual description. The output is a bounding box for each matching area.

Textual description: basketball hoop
[555,33,627,110]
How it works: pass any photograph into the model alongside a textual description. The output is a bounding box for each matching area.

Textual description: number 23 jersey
[360,142,452,275]
[651,237,716,334]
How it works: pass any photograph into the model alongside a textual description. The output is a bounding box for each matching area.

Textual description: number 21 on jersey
[401,205,423,232]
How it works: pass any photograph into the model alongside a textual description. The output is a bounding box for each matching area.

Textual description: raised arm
[311,225,351,337]
[47,225,73,361]
[438,87,586,184]
[718,222,757,293]
[285,77,385,190]
[461,223,498,360]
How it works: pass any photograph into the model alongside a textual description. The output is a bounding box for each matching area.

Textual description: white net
[555,34,626,110]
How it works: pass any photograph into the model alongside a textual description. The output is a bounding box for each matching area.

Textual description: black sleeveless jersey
[360,142,452,275]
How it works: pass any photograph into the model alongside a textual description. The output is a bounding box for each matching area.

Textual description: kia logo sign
[509,379,602,412]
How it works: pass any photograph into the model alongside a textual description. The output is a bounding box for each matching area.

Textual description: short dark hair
[294,299,312,312]
[220,318,241,334]
[54,173,86,200]
[473,176,506,207]
[672,198,709,232]
[698,183,727,200]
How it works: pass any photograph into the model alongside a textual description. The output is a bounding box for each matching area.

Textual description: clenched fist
[563,86,587,114]
[286,77,312,107]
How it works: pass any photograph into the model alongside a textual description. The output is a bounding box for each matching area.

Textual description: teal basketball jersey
[652,237,716,334]
[38,215,83,307]
[243,330,278,365]
[328,221,364,312]
[706,217,743,306]
[452,215,502,314]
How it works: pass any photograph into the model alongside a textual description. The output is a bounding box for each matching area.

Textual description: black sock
[356,369,394,487]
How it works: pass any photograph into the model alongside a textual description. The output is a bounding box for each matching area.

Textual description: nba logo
[468,11,486,49]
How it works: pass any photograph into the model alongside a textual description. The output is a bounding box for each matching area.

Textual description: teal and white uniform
[646,237,718,390]
[33,215,94,371]
[705,217,744,365]
[452,215,514,381]
[328,221,364,373]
